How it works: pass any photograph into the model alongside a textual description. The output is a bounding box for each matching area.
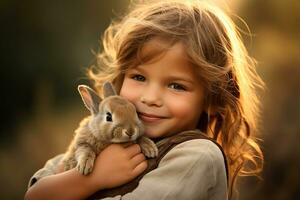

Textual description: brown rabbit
[62,82,158,175]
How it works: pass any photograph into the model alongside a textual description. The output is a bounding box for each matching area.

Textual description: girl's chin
[143,129,175,139]
[143,130,162,138]
[143,132,158,138]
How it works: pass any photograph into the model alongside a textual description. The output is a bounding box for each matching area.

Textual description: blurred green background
[0,0,299,199]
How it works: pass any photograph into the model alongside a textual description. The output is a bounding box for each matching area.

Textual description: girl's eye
[131,74,146,82]
[106,112,113,122]
[169,83,186,91]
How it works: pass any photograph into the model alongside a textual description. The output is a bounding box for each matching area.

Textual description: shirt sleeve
[27,154,64,189]
[99,139,228,200]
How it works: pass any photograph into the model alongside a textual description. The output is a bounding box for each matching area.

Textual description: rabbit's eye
[106,112,112,122]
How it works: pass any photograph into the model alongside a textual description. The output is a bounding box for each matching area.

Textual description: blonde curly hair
[88,0,264,197]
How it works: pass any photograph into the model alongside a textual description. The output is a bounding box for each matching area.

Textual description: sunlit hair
[88,0,264,197]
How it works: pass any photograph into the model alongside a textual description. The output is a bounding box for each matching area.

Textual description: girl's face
[120,39,205,138]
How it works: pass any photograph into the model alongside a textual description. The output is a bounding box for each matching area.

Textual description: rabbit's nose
[126,130,133,137]
[123,129,134,137]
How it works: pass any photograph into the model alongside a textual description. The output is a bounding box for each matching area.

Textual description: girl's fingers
[132,160,148,177]
[121,142,134,148]
[130,153,146,167]
[125,144,142,158]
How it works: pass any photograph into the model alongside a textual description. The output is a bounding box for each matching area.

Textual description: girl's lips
[138,112,167,123]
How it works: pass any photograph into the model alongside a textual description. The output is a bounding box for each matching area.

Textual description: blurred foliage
[0,0,129,142]
[237,0,300,199]
[0,0,299,199]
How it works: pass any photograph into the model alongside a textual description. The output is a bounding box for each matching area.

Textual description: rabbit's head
[78,82,144,143]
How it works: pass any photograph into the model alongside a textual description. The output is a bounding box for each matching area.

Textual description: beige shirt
[29,139,228,200]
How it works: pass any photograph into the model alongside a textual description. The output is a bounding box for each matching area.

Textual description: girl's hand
[89,143,148,190]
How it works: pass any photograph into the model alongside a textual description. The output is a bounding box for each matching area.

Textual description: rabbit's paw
[63,161,71,171]
[63,157,77,171]
[77,156,95,175]
[138,136,158,158]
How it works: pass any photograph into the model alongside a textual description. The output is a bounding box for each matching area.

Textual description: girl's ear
[103,81,117,97]
[78,85,102,114]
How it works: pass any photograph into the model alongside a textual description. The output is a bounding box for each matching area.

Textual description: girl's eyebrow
[130,66,196,83]
[128,66,146,74]
[166,75,195,84]
[128,66,196,84]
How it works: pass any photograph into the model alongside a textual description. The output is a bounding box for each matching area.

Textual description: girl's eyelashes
[127,72,187,91]
[131,74,146,82]
[169,83,187,91]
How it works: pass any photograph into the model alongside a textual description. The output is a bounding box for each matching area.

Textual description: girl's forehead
[142,37,174,52]
[134,39,202,80]
[138,37,190,65]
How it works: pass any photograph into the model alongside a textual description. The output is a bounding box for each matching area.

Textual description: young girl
[25,0,264,199]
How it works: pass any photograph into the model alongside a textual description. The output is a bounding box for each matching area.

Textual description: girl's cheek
[167,94,202,119]
[168,99,191,116]
[120,78,141,102]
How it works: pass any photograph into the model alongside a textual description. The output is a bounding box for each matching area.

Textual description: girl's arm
[100,139,228,200]
[25,143,147,200]
[25,168,97,200]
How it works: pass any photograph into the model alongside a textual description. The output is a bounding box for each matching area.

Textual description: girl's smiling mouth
[137,112,168,123]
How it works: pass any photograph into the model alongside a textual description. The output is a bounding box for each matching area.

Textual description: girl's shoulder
[147,139,228,199]
[159,139,227,178]
[172,139,225,162]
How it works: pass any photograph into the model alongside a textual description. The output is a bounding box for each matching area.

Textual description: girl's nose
[140,84,163,107]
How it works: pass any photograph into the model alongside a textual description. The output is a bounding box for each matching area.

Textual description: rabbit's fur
[62,82,158,175]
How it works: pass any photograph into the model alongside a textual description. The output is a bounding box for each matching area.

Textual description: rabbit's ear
[78,85,102,114]
[103,81,117,98]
